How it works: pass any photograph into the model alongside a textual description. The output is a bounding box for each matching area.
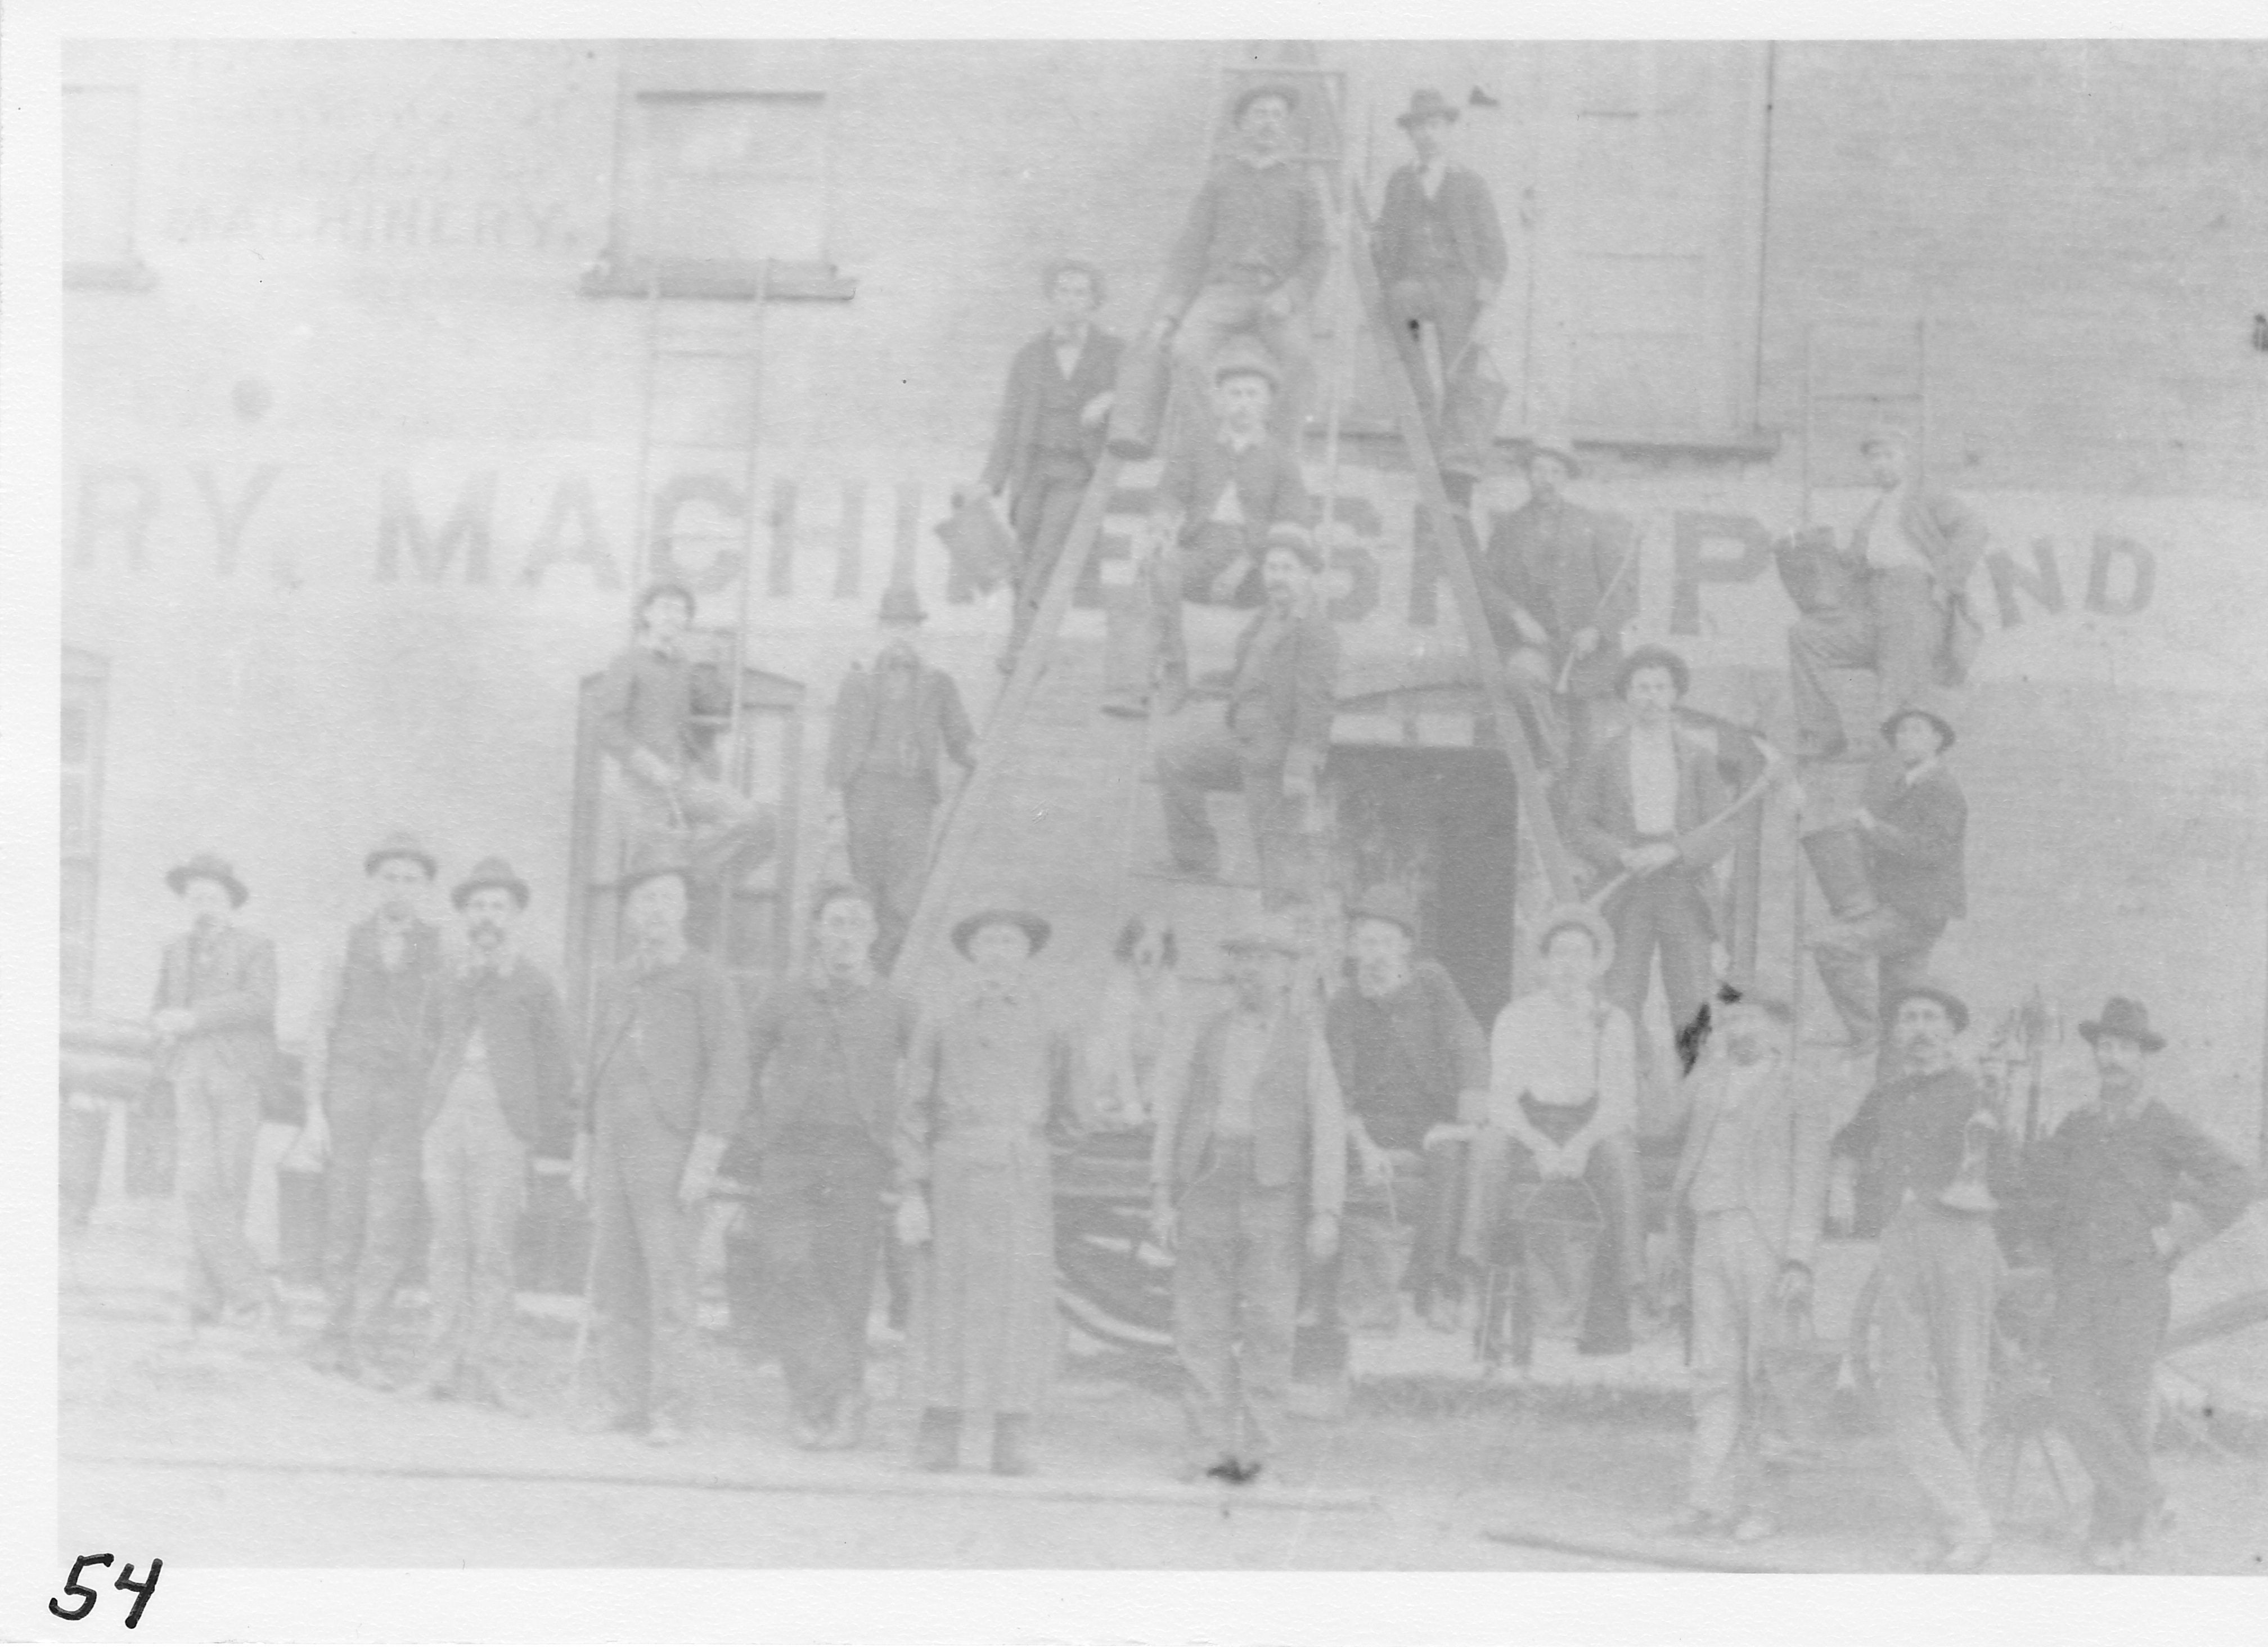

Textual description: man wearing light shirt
[1465,905,1648,1358]
[1567,646,1734,1056]
[1787,426,1988,761]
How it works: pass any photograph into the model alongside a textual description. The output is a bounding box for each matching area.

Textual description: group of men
[127,75,2260,1571]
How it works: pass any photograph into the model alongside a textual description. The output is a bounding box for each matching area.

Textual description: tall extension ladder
[894,55,1579,999]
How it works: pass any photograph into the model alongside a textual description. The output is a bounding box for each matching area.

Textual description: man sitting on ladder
[1147,80,1328,442]
[593,580,775,902]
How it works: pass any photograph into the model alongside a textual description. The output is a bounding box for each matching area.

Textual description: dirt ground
[58,1213,2268,1574]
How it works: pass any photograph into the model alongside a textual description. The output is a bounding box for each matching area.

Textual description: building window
[62,651,109,1012]
[584,89,854,301]
[64,86,152,290]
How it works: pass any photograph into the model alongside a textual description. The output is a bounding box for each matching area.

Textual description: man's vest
[330,917,444,1077]
[1172,1007,1316,1192]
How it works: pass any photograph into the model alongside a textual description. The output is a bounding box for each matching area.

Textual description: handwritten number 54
[50,1554,163,1630]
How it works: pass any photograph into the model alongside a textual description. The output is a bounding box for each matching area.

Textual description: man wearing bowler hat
[404,857,576,1410]
[1150,81,1328,440]
[1153,519,1340,901]
[2028,997,2252,1570]
[1480,433,1640,771]
[573,844,748,1446]
[1808,706,1968,1061]
[1828,979,2009,1570]
[979,258,1124,670]
[1568,645,1735,1054]
[1151,911,1347,1482]
[152,852,284,1334]
[1371,88,1509,422]
[1318,885,1491,1355]
[300,831,448,1383]
[1787,425,1989,762]
[825,582,975,972]
[1109,342,1316,720]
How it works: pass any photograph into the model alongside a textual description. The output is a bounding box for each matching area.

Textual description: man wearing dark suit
[1788,426,1989,760]
[407,857,576,1410]
[572,849,749,1446]
[2027,997,2254,1572]
[151,852,283,1333]
[1371,88,1509,421]
[1568,645,1733,1049]
[824,585,975,971]
[1480,435,1638,770]
[1808,708,1966,1057]
[980,259,1124,667]
[1150,912,1347,1481]
[1154,528,1339,898]
[1658,996,1829,1542]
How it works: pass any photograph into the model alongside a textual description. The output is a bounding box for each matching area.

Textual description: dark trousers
[1384,271,1480,418]
[1810,905,1945,1045]
[1155,704,1311,898]
[591,1105,700,1427]
[843,771,935,970]
[1303,1144,1462,1375]
[1601,868,1716,1052]
[1007,458,1093,656]
[1172,1140,1304,1462]
[1788,566,1940,757]
[320,1064,425,1351]
[2048,1260,2171,1545]
[750,1135,890,1426]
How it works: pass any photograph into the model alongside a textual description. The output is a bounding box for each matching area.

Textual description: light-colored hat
[364,830,438,879]
[1222,910,1308,958]
[1536,902,1615,973]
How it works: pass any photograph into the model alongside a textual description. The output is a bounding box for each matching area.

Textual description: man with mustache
[403,857,576,1411]
[1827,980,2008,1571]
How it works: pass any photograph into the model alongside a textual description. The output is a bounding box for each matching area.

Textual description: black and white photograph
[16,3,2268,1637]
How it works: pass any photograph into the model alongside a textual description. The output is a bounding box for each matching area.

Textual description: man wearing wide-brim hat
[1826,976,2008,1570]
[400,856,577,1411]
[1479,431,1640,770]
[824,582,975,971]
[896,906,1081,1475]
[2027,997,2253,1571]
[573,840,749,1446]
[1148,79,1328,442]
[1807,705,1969,1064]
[1371,88,1509,425]
[1149,909,1348,1482]
[300,830,449,1384]
[1787,423,1990,762]
[151,852,284,1335]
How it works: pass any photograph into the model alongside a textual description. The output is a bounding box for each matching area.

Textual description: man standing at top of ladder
[1371,88,1508,424]
[980,258,1124,674]
[593,581,775,894]
[1150,81,1329,440]
[1786,426,1988,762]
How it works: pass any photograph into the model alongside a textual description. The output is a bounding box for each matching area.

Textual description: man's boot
[990,1414,1034,1477]
[914,1407,961,1472]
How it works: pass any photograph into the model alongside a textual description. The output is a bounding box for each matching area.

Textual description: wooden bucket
[1774,526,1863,615]
[934,489,1018,595]
[1801,818,1879,921]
